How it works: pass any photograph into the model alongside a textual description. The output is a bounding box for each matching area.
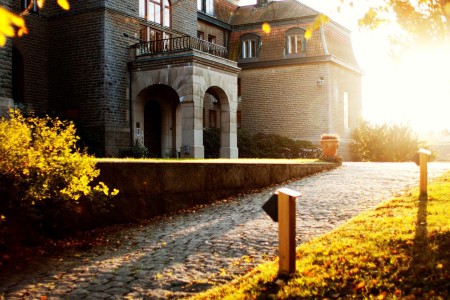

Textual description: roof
[230,0,319,26]
[323,22,359,68]
[228,0,360,69]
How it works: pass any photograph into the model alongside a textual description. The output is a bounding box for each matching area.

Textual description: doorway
[144,101,162,157]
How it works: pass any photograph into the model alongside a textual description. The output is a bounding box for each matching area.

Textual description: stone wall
[95,160,338,223]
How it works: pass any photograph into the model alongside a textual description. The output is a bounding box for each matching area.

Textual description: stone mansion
[0,0,362,159]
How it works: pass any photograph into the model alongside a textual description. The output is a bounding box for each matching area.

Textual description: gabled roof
[230,0,319,26]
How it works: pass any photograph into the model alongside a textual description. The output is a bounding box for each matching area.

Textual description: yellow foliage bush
[0,109,117,211]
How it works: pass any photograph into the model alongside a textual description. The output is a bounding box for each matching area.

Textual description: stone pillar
[181,101,204,158]
[219,102,239,159]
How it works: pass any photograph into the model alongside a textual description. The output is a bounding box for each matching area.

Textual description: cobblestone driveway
[1,162,449,299]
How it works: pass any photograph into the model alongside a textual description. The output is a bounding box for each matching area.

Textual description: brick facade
[0,0,361,159]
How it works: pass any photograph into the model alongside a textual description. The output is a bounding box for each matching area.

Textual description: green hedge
[204,128,318,158]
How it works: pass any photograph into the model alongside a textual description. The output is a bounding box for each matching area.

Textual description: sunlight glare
[364,44,450,132]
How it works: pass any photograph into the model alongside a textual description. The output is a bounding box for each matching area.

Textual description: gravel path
[1,162,448,299]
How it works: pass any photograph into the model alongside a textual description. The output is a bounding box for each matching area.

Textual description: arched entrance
[202,86,238,158]
[135,84,181,158]
[144,101,162,157]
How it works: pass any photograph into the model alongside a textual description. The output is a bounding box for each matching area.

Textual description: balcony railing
[134,36,228,59]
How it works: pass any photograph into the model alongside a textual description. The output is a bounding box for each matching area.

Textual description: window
[242,39,256,58]
[139,0,171,44]
[12,47,24,103]
[285,28,306,55]
[209,110,217,128]
[140,0,171,26]
[237,111,242,129]
[65,108,80,121]
[197,31,204,40]
[237,78,241,97]
[287,34,303,54]
[198,0,214,15]
[22,0,38,13]
[240,33,260,59]
[208,35,216,44]
[203,108,207,127]
[344,92,349,129]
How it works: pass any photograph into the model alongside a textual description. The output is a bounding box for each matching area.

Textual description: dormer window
[242,39,256,58]
[240,33,261,59]
[285,28,306,56]
[22,0,38,13]
[197,0,214,15]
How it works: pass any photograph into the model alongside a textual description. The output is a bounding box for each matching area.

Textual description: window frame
[343,92,349,130]
[208,34,216,44]
[208,109,217,128]
[197,0,214,15]
[240,33,261,60]
[22,0,38,13]
[285,27,306,56]
[139,0,171,28]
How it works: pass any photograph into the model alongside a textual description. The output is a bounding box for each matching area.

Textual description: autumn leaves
[0,0,70,46]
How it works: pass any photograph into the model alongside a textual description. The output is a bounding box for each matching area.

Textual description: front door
[144,101,162,157]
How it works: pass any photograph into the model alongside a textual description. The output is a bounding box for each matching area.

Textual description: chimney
[256,0,271,7]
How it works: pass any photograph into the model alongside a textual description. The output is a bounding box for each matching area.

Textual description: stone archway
[130,54,239,159]
[203,86,237,158]
[135,84,181,158]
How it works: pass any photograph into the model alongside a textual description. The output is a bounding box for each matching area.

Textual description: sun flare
[363,44,450,132]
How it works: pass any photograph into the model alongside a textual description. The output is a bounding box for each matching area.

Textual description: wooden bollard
[277,187,302,275]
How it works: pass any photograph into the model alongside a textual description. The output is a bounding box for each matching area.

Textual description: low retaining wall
[95,160,338,223]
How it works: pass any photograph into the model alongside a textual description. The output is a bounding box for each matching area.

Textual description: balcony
[133,36,228,59]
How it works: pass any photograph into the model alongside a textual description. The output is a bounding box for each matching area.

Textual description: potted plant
[320,134,339,157]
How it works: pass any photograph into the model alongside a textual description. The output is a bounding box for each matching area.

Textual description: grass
[191,171,450,300]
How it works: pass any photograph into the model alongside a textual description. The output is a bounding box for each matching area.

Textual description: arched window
[240,33,261,59]
[285,27,306,56]
[12,47,24,103]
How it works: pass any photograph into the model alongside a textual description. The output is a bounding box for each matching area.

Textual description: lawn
[191,171,450,299]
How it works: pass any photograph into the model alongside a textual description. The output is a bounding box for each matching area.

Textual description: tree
[0,0,70,46]
[306,0,449,45]
[353,0,449,44]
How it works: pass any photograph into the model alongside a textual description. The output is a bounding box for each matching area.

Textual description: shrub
[0,109,118,242]
[351,121,420,162]
[120,138,149,158]
[204,128,319,159]
[203,128,221,158]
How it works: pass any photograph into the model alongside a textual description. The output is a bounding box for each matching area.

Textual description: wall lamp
[317,76,325,86]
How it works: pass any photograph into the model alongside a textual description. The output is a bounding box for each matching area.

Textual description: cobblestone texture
[0,162,448,299]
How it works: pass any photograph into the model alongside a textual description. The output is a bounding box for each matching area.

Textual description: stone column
[219,104,239,158]
[181,101,204,158]
[219,92,239,159]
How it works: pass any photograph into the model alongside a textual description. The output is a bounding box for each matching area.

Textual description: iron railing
[135,36,228,59]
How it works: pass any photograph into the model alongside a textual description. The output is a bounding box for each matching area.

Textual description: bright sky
[239,0,450,134]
